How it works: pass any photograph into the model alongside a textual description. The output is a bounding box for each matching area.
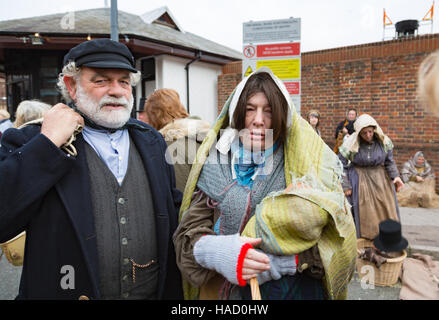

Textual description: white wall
[155,55,188,112]
[136,54,222,125]
[186,60,222,125]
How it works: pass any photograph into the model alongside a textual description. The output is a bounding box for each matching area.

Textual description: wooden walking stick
[250,277,261,300]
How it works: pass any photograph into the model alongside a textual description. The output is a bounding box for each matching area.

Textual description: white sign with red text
[243,18,301,113]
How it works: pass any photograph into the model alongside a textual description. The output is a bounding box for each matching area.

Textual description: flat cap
[63,38,137,72]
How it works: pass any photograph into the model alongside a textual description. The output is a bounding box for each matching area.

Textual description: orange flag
[383,9,393,26]
[422,2,434,21]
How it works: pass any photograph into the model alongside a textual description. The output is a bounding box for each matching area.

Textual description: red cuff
[295,254,299,266]
[236,243,253,286]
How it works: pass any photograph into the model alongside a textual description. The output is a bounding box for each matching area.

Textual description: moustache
[98,96,130,109]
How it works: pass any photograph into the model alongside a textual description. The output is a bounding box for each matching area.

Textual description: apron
[356,165,399,239]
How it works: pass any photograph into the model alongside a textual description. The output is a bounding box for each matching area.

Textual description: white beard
[75,84,133,129]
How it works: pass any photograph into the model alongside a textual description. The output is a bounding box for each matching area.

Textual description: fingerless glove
[193,233,252,286]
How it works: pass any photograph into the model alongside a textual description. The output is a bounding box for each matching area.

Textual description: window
[139,58,156,112]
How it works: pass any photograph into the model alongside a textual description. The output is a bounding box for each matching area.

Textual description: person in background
[139,88,210,193]
[333,108,357,154]
[0,39,183,300]
[339,114,404,240]
[13,100,51,128]
[173,67,356,301]
[401,151,435,184]
[398,151,438,208]
[0,109,13,138]
[307,109,321,136]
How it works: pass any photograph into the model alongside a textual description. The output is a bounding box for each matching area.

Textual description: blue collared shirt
[0,119,13,133]
[82,126,130,185]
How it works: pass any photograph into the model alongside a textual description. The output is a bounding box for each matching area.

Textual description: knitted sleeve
[193,233,252,286]
[173,190,218,287]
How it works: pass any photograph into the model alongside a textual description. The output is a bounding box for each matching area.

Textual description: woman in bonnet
[339,114,404,240]
[173,67,356,300]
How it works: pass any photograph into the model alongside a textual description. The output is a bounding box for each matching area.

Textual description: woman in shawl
[401,151,435,184]
[398,151,438,208]
[339,114,404,240]
[173,67,357,300]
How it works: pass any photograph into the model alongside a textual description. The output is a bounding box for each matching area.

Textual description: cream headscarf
[339,114,393,161]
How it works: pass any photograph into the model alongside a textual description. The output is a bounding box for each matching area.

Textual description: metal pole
[111,0,119,41]
[184,52,201,114]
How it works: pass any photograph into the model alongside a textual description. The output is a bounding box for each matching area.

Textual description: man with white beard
[0,39,183,300]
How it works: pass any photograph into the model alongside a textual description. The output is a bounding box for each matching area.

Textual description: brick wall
[218,63,242,114]
[218,34,439,191]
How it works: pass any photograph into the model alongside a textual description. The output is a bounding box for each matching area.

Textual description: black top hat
[373,219,408,252]
[63,38,137,72]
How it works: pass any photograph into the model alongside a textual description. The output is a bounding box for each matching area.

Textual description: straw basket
[356,238,406,287]
[0,231,26,267]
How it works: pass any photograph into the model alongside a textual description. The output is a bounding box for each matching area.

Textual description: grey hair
[14,100,52,128]
[56,61,142,103]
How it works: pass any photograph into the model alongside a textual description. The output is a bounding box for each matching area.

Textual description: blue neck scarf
[232,139,279,188]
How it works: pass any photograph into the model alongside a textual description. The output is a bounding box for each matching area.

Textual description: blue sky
[0,0,437,53]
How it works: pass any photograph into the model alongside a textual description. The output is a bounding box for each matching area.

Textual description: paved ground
[0,252,21,300]
[400,207,439,261]
[347,272,402,300]
[1,206,438,300]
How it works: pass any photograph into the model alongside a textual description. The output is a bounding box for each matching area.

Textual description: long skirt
[356,165,400,239]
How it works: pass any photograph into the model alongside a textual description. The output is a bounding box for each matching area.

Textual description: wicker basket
[356,238,406,287]
[0,231,26,267]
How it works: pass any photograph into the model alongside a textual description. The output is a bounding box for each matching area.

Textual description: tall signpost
[243,18,301,114]
[111,0,119,41]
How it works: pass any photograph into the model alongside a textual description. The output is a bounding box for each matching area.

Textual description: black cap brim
[82,60,137,73]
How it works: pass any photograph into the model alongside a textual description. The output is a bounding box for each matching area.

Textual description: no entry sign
[243,45,256,58]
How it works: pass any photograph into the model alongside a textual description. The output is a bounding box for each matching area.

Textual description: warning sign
[243,45,256,58]
[243,18,301,113]
[243,18,301,43]
[244,66,253,76]
[256,59,300,80]
[257,43,300,58]
[284,82,300,95]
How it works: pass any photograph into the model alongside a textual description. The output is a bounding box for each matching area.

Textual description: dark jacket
[334,119,355,139]
[0,119,183,300]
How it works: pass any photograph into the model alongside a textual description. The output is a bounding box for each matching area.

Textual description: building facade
[218,34,439,191]
[0,7,242,124]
